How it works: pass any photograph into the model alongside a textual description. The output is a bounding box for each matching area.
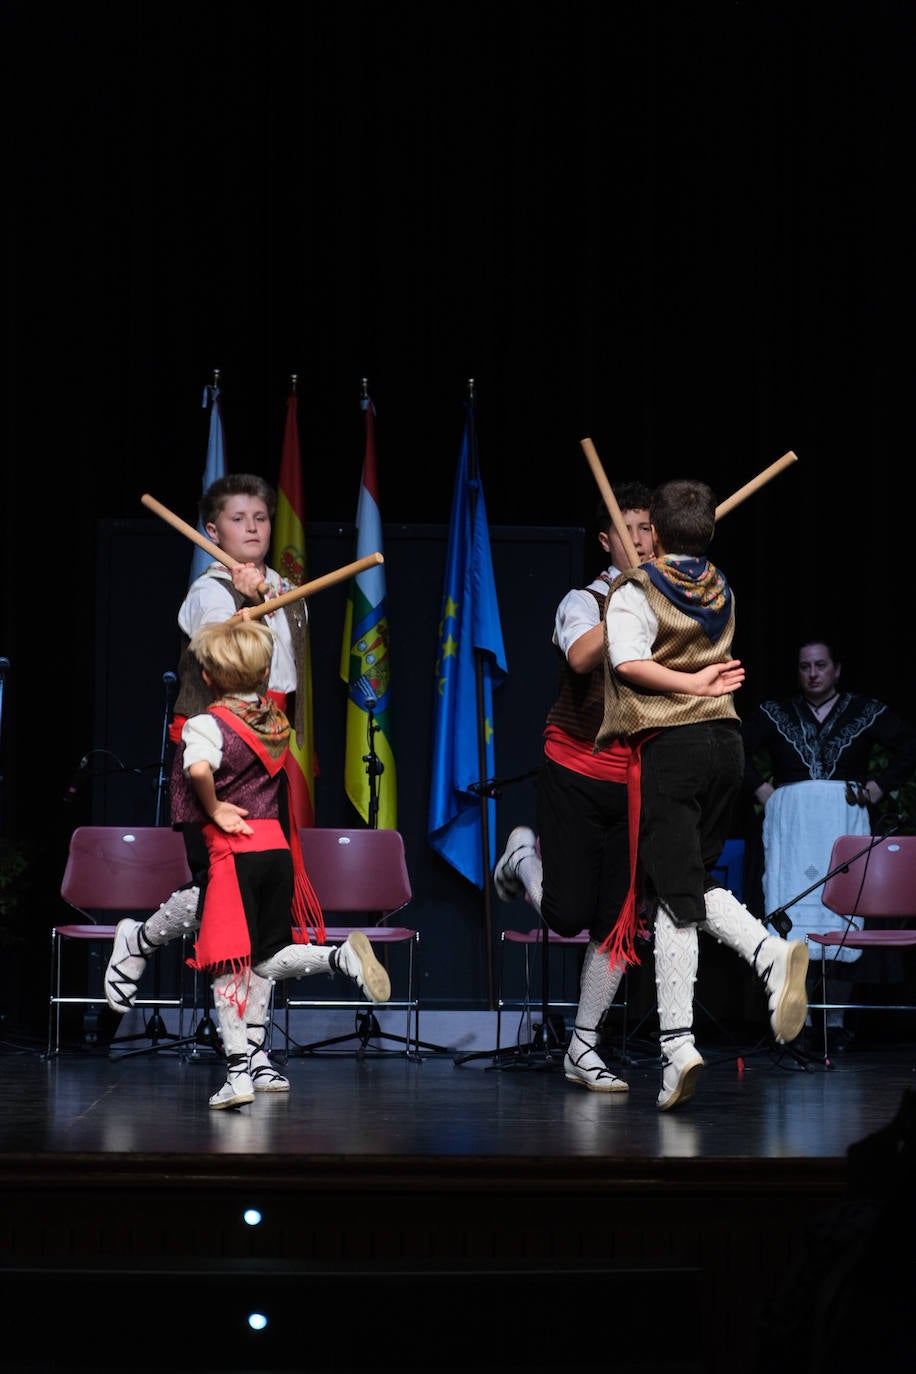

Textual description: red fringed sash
[598,729,660,970]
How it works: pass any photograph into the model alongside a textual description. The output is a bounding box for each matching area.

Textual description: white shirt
[605,581,658,668]
[180,691,262,773]
[553,568,619,655]
[178,564,299,694]
[180,712,225,773]
[604,558,695,669]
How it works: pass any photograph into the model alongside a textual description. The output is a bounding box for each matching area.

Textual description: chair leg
[47,929,60,1058]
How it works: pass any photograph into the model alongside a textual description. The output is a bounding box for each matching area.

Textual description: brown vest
[596,566,738,747]
[544,587,606,741]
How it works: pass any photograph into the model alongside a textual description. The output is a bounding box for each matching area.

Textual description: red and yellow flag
[271,384,317,826]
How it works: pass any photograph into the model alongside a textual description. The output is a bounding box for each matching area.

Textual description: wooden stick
[141,492,242,572]
[141,491,270,593]
[580,443,799,555]
[143,491,382,616]
[233,553,385,620]
[579,437,642,570]
[714,451,797,519]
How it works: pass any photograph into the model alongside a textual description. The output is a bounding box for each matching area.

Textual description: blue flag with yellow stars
[428,399,507,886]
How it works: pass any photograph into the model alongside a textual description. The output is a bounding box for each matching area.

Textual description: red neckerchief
[207,701,325,947]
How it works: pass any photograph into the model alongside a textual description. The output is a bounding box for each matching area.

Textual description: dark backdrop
[3,3,914,1030]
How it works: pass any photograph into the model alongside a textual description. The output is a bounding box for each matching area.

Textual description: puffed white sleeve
[177,570,234,637]
[180,714,224,773]
[606,582,657,668]
[553,587,600,655]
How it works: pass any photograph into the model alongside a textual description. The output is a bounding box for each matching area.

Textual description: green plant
[868,745,916,835]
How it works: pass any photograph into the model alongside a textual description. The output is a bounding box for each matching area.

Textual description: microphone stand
[763,821,899,940]
[114,671,207,1058]
[362,698,384,833]
[153,672,175,828]
[141,673,178,1047]
[455,769,567,1071]
[143,667,173,1038]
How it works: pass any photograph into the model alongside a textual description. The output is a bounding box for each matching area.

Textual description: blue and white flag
[189,381,227,585]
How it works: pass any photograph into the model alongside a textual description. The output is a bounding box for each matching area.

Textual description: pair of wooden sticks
[143,440,796,612]
[580,438,798,571]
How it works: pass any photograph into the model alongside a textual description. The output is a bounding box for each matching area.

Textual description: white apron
[761,780,868,965]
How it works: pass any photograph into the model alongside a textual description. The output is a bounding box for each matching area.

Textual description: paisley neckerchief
[643,556,731,643]
[211,693,290,761]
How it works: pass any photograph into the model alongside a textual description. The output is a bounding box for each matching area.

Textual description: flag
[339,393,397,829]
[189,380,227,584]
[271,386,317,828]
[428,397,508,886]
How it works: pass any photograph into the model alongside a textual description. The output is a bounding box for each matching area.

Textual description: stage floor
[3,1024,914,1160]
[2,1024,914,1374]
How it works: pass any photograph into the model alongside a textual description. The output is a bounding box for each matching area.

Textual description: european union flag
[428,399,507,886]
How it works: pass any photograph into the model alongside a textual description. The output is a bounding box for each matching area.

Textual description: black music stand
[453,767,579,1072]
[455,909,567,1071]
[278,679,452,1060]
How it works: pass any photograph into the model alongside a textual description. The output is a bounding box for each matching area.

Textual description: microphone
[468,779,503,800]
[353,674,377,708]
[63,755,90,803]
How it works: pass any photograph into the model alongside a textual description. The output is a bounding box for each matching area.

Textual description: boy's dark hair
[200,473,277,525]
[650,479,717,557]
[593,481,653,536]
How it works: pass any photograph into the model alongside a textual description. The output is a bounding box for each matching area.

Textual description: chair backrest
[60,826,193,916]
[820,834,916,920]
[297,827,412,920]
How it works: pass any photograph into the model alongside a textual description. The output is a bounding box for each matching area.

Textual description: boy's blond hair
[188,619,275,695]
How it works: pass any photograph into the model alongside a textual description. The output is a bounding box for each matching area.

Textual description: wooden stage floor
[1,1020,914,1374]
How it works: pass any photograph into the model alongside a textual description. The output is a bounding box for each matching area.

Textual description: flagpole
[467,378,496,1008]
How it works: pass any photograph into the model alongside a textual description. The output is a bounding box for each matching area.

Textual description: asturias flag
[339,393,397,829]
[271,386,317,827]
[189,380,227,584]
[428,398,507,886]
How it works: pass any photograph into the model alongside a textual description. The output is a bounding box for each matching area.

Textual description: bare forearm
[615,657,744,697]
[188,761,220,818]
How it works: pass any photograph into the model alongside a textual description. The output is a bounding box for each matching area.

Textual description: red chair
[808,833,916,1058]
[276,827,430,1058]
[50,825,193,1057]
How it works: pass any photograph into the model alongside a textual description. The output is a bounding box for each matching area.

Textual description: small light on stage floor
[243,1207,263,1226]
